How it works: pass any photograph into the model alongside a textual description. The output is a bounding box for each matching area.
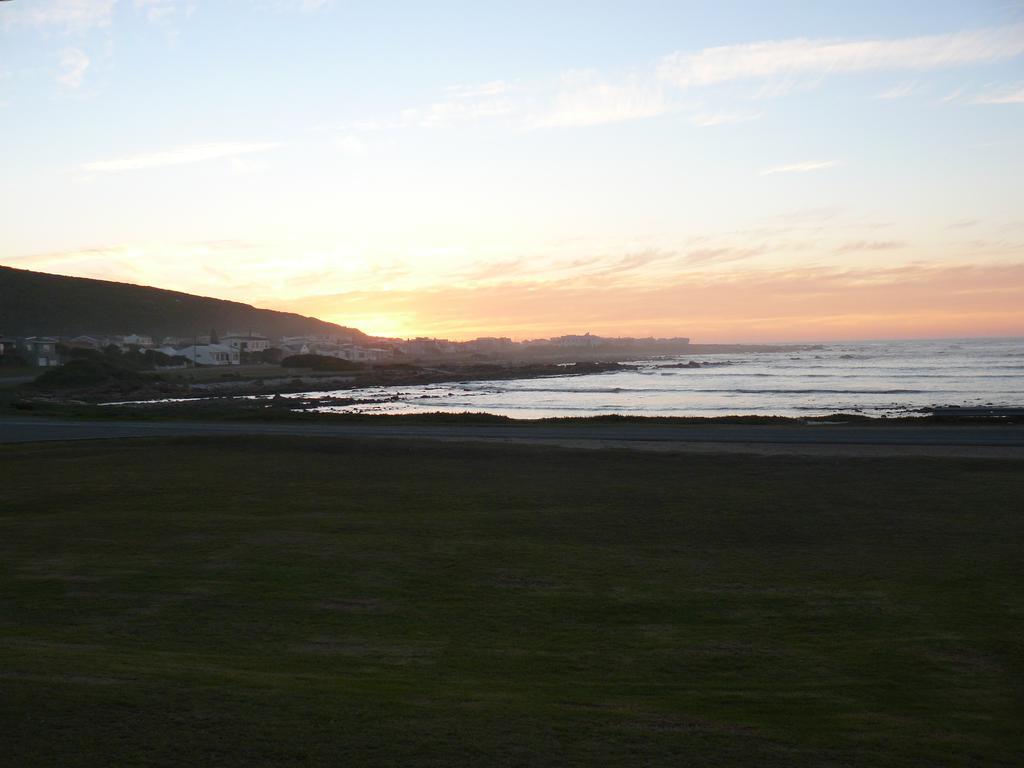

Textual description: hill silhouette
[0,265,369,342]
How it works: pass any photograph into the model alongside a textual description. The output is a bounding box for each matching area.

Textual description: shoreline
[7,340,1022,423]
[15,360,639,405]
[7,342,824,406]
[7,394,1024,426]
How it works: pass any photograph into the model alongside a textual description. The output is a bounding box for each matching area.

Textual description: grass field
[1,437,1022,766]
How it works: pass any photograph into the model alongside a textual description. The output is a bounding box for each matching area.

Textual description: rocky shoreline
[17,360,641,406]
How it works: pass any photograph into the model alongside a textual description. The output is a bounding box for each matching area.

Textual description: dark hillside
[0,265,368,341]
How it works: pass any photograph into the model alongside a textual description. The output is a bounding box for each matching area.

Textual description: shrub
[30,359,152,390]
[0,352,28,367]
[280,354,362,372]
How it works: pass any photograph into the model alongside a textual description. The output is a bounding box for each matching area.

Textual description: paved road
[2,417,1024,454]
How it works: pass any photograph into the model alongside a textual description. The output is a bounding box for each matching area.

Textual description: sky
[2,0,1023,342]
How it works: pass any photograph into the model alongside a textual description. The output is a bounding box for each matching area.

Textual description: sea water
[293,337,1024,419]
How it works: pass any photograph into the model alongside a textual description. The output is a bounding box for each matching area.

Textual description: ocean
[290,337,1024,419]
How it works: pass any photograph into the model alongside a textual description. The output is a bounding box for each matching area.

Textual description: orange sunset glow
[3,1,1022,342]
[285,262,1024,342]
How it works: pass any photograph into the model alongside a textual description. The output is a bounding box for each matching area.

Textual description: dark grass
[1,437,1022,766]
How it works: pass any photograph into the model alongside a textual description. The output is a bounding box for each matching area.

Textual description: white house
[275,335,392,362]
[348,346,392,362]
[316,343,392,362]
[280,342,312,357]
[118,334,154,348]
[222,333,271,353]
[160,343,240,366]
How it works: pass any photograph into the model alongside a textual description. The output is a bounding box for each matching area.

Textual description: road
[2,417,1024,456]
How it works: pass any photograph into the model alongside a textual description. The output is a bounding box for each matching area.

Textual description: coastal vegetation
[2,436,1021,766]
[28,358,156,393]
[279,353,365,371]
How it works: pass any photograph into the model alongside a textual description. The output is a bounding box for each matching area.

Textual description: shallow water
[294,337,1024,419]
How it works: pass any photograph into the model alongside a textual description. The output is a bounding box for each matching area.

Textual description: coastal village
[0,331,691,369]
[0,332,392,369]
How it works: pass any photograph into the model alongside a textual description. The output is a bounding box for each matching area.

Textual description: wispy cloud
[528,71,669,128]
[82,141,283,172]
[398,71,669,130]
[334,135,366,157]
[689,110,762,127]
[401,98,516,128]
[135,0,172,22]
[398,80,521,127]
[56,47,90,89]
[133,0,191,24]
[760,160,838,176]
[361,24,1024,133]
[444,80,519,99]
[4,0,119,32]
[658,25,1024,91]
[939,87,965,104]
[685,246,765,264]
[4,0,197,31]
[268,0,330,12]
[835,240,907,253]
[947,219,980,230]
[975,84,1024,104]
[876,81,916,100]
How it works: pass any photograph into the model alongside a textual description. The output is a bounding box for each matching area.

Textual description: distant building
[464,337,514,353]
[20,337,62,367]
[159,343,240,366]
[313,342,348,359]
[161,336,195,348]
[67,335,108,349]
[280,342,313,357]
[222,333,271,353]
[552,333,604,348]
[0,336,19,358]
[279,337,392,362]
[347,346,391,362]
[118,334,154,348]
[399,338,457,357]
